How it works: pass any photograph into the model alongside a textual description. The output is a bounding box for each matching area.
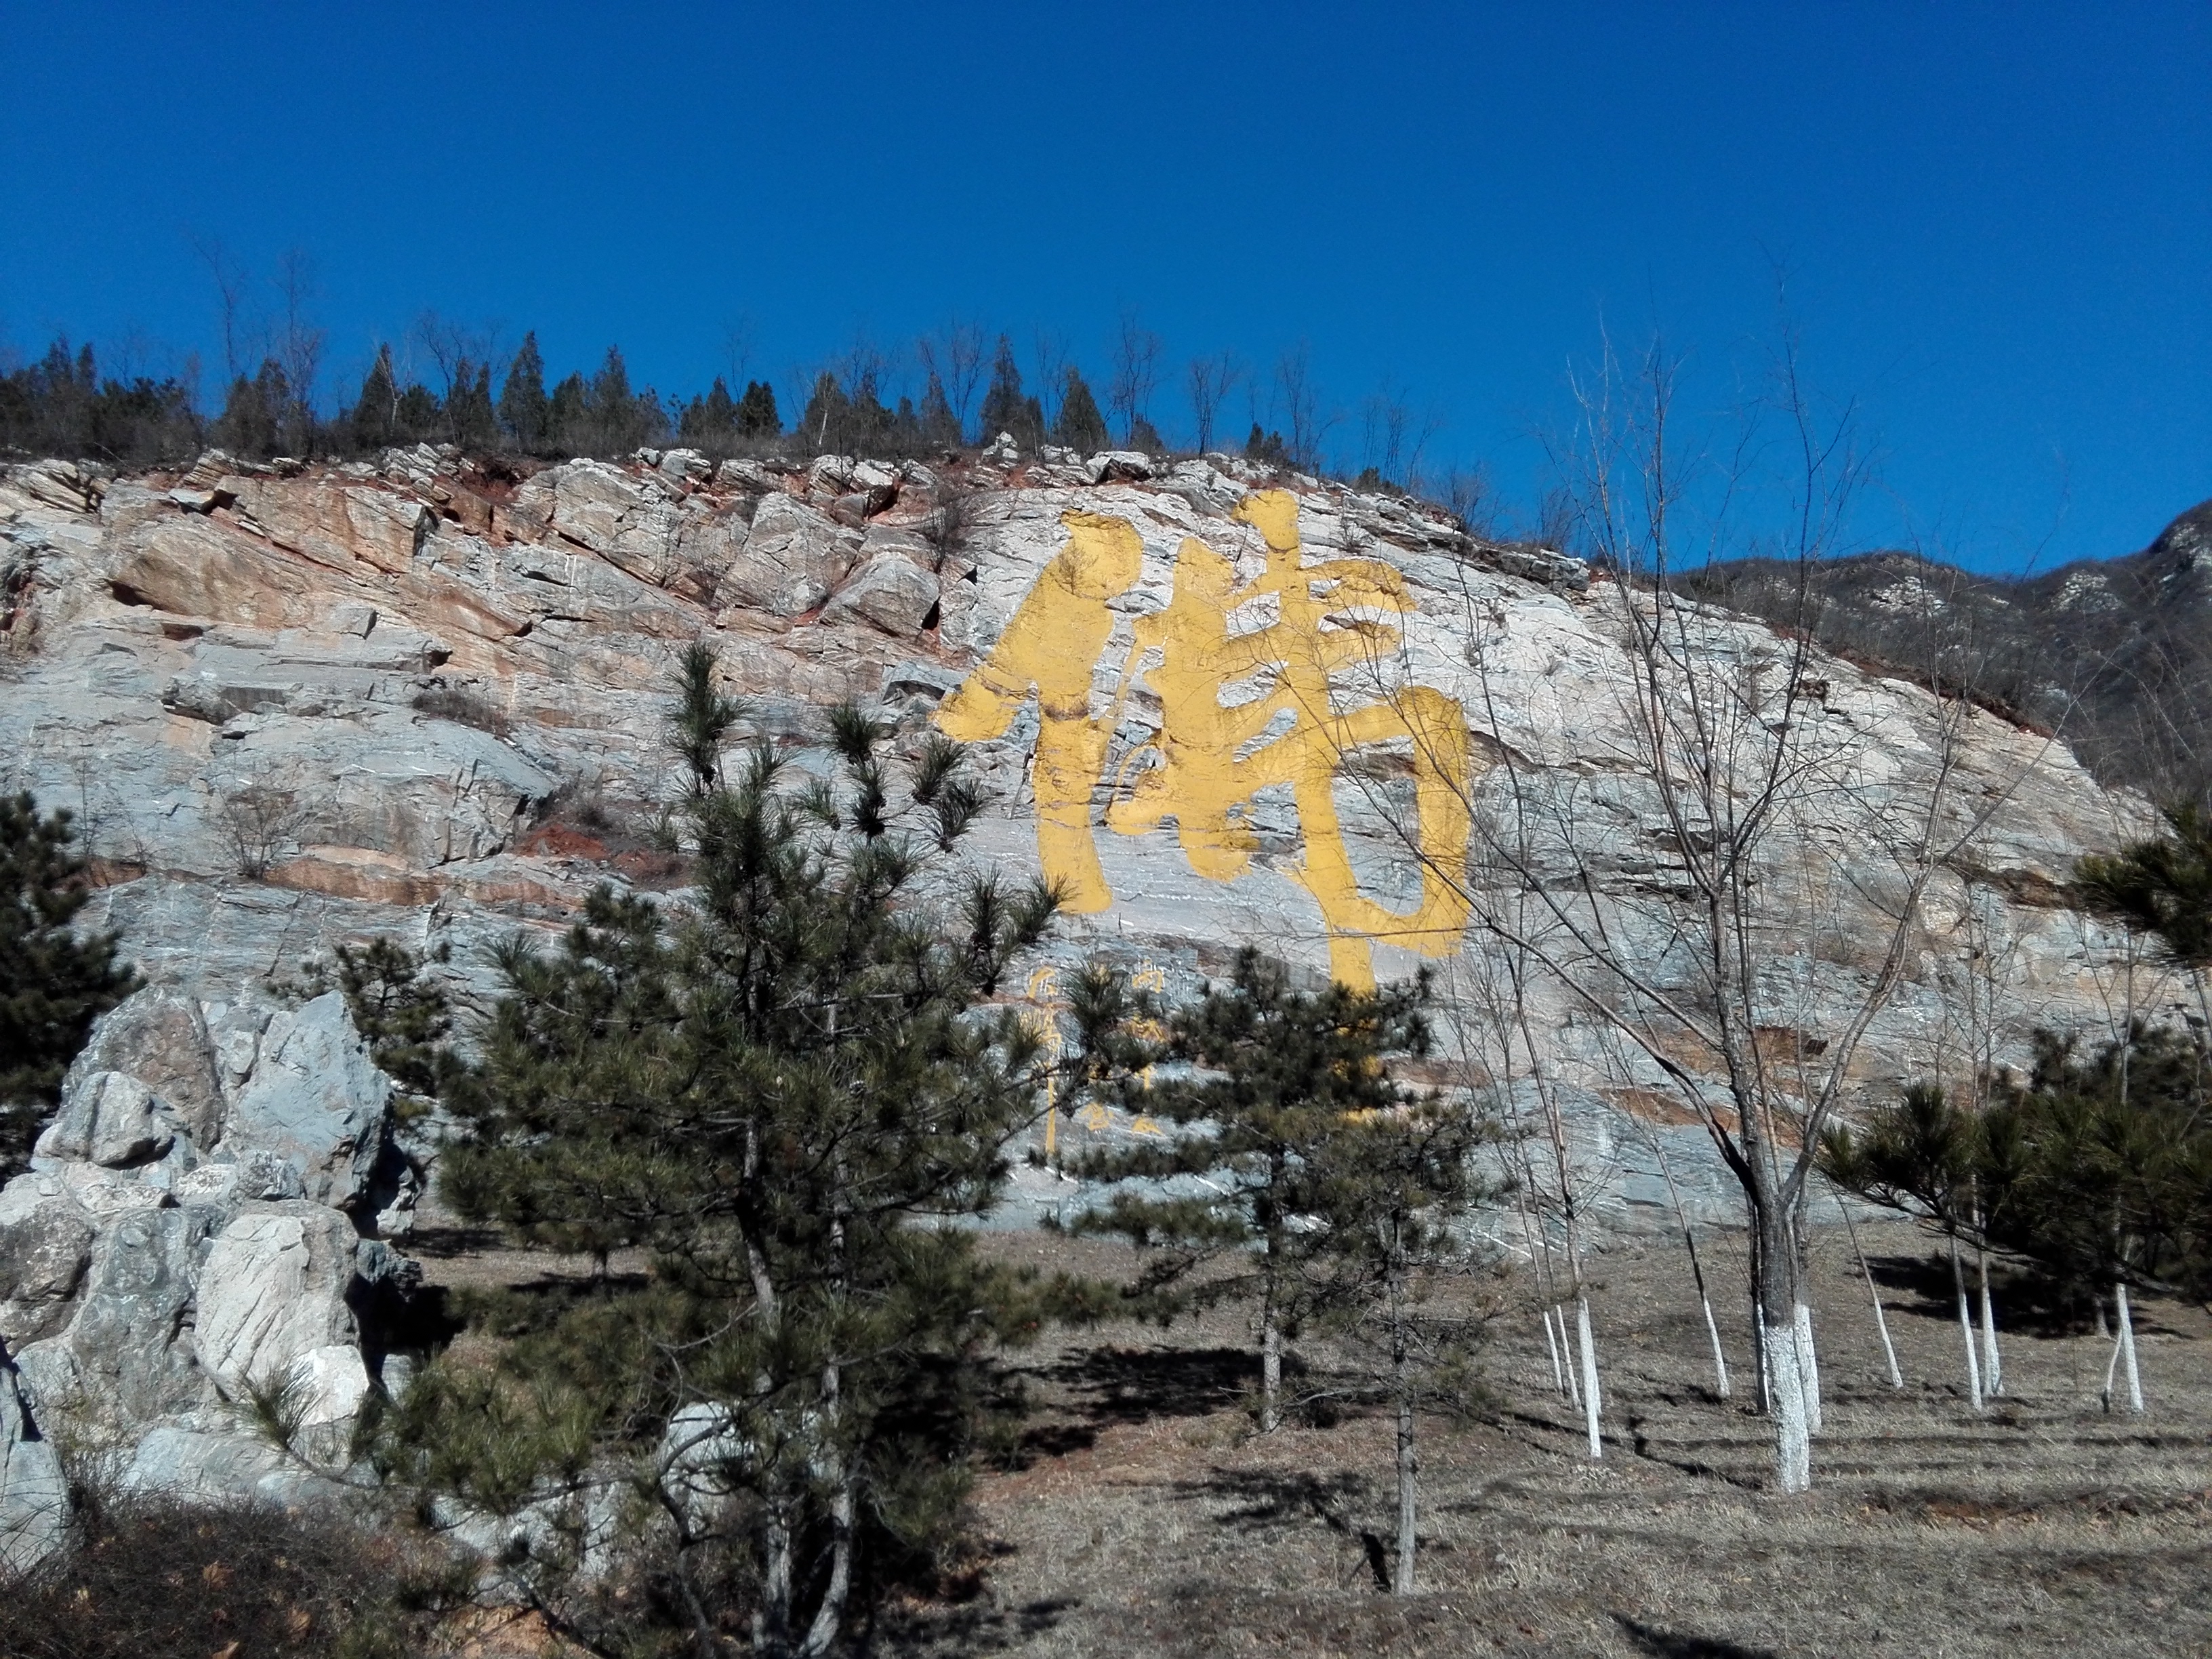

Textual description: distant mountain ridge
[1683,498,2212,804]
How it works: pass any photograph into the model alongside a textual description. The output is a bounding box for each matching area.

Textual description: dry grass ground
[883,1221,2212,1659]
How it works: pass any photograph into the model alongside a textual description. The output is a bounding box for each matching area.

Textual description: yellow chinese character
[1129,960,1168,994]
[937,490,1481,991]
[1078,1101,1113,1132]
[1025,964,1061,1004]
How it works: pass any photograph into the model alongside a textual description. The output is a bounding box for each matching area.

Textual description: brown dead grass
[884,1221,2212,1659]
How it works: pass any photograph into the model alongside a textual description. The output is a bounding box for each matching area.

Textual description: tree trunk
[1761,1318,1811,1493]
[1391,1258,1418,1595]
[1261,1301,1283,1434]
[1575,1297,1603,1460]
[798,1360,854,1658]
[1756,1203,1811,1492]
[758,1494,795,1656]
[1700,1293,1732,1401]
[1793,1301,1822,1436]
[2115,1279,2144,1414]
[799,1462,855,1656]
[1556,1307,1581,1408]
[1839,1193,1903,1389]
[1948,1233,1984,1411]
[1976,1254,2003,1397]
[1540,1300,1567,1395]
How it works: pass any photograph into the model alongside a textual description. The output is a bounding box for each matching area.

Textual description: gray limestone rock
[0,1353,68,1574]
[0,1184,97,1347]
[720,493,860,616]
[41,1202,207,1421]
[56,991,224,1149]
[33,1072,176,1169]
[821,550,940,636]
[220,993,392,1211]
[193,1202,363,1422]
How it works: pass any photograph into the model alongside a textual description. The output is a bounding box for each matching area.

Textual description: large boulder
[0,985,412,1532]
[194,1202,367,1427]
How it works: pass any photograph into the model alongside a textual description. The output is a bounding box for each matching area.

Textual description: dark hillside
[1685,499,2212,803]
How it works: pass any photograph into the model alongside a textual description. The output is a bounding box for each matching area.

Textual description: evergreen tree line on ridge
[0,322,1370,491]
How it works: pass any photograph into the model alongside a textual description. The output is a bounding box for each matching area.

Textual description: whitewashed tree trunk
[2116,1280,2144,1414]
[1762,1320,1811,1493]
[1839,1195,1904,1388]
[1575,1297,1603,1460]
[1556,1306,1581,1408]
[1700,1294,1732,1401]
[1540,1301,1566,1395]
[1977,1248,2003,1397]
[1649,1130,1729,1399]
[1949,1235,1984,1411]
[1793,1301,1823,1435]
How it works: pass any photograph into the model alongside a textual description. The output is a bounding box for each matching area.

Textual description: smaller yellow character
[1025,964,1061,1004]
[1129,960,1168,994]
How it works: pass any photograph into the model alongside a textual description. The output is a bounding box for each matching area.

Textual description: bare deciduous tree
[1107,308,1162,447]
[1029,329,1070,436]
[272,249,325,447]
[1187,350,1242,455]
[1273,344,1330,473]
[916,319,987,439]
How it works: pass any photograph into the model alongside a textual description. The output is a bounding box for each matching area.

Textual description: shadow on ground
[1614,1616,1778,1658]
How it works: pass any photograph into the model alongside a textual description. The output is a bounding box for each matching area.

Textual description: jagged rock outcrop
[0,443,2158,1249]
[0,987,411,1561]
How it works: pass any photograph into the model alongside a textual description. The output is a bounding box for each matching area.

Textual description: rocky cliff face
[0,439,2161,1546]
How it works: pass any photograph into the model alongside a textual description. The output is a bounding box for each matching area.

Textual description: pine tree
[499,332,550,452]
[213,360,289,458]
[680,376,741,449]
[1303,1076,1492,1594]
[1,793,138,1173]
[394,381,441,441]
[546,371,587,455]
[1069,950,1446,1433]
[382,649,1086,1656]
[447,361,497,451]
[585,347,643,453]
[735,380,781,438]
[1071,950,1492,1590]
[2077,804,2212,970]
[1246,423,1292,468]
[918,370,962,450]
[350,345,401,451]
[1052,368,1109,451]
[977,335,1027,444]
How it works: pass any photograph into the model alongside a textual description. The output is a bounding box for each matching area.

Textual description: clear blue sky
[1,1,2204,571]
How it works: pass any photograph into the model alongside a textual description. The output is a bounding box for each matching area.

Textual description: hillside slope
[1686,499,2212,802]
